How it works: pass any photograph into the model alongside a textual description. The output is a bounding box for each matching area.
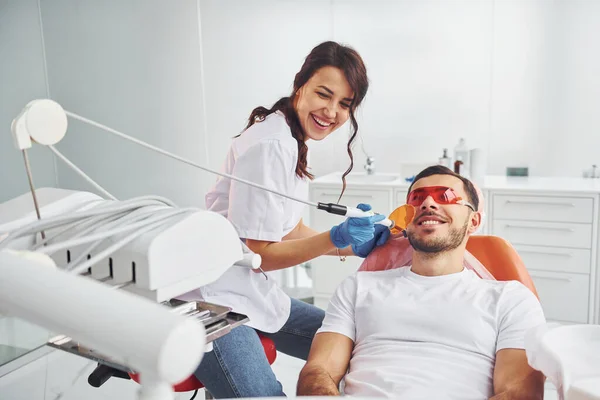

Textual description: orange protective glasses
[407,186,475,211]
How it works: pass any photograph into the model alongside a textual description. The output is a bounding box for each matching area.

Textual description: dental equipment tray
[46,300,249,374]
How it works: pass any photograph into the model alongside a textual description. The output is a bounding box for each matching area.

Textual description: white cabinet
[526,270,590,323]
[489,191,599,324]
[493,195,594,223]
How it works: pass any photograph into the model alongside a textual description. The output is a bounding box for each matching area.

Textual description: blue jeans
[193,298,325,398]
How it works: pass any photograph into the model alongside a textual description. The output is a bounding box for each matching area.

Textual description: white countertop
[483,175,600,194]
[312,172,600,194]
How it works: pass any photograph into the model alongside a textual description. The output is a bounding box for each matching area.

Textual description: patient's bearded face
[406,175,472,254]
[408,215,468,253]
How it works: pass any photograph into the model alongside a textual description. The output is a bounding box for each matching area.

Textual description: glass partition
[0,316,51,369]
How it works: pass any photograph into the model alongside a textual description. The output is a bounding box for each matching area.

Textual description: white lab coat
[181,111,308,332]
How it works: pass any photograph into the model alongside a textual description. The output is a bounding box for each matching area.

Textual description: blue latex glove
[352,223,391,258]
[330,203,386,249]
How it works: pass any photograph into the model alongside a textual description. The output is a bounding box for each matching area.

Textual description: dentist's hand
[330,204,386,249]
[352,224,391,258]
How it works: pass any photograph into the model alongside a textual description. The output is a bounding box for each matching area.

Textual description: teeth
[313,115,332,127]
[421,220,441,225]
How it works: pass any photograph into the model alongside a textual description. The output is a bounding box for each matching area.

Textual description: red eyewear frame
[407,186,475,211]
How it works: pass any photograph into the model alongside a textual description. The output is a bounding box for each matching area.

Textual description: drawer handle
[529,274,573,283]
[505,200,576,207]
[519,249,573,258]
[504,225,575,233]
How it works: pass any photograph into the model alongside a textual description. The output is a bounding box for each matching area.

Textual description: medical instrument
[407,186,476,211]
[316,201,396,228]
[387,204,416,235]
[0,189,258,399]
[12,99,395,229]
[0,181,258,400]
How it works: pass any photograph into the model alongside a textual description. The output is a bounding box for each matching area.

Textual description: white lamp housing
[11,99,68,149]
[0,249,206,398]
[0,188,246,302]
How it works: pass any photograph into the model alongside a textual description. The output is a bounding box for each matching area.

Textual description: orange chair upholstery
[466,235,538,298]
[129,333,277,393]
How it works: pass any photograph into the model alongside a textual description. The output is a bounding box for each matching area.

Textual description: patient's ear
[467,211,482,234]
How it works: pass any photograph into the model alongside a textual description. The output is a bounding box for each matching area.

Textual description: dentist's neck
[411,247,465,277]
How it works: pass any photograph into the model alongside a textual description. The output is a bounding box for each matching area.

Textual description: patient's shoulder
[478,277,535,296]
[498,279,539,302]
[476,278,542,314]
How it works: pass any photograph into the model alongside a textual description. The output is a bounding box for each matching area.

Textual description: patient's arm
[297,332,353,396]
[490,348,545,400]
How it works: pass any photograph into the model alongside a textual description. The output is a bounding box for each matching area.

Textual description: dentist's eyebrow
[318,85,354,102]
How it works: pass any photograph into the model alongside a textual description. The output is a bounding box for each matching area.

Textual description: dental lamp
[1,99,264,399]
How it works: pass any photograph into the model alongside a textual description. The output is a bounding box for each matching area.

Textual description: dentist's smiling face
[293,66,354,142]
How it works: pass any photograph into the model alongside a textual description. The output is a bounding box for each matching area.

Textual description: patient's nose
[420,195,439,210]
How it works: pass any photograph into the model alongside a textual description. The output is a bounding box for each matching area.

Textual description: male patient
[297,166,546,399]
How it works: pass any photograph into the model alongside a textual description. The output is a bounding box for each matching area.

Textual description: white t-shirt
[182,112,308,333]
[318,267,546,399]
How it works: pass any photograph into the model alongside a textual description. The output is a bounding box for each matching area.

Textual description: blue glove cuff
[330,225,350,249]
[351,243,362,257]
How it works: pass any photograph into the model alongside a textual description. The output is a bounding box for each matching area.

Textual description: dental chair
[464,235,538,297]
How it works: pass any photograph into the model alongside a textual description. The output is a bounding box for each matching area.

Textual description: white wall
[554,0,600,177]
[4,0,599,200]
[328,0,493,175]
[39,0,211,207]
[200,0,600,179]
[0,0,56,203]
[199,0,334,170]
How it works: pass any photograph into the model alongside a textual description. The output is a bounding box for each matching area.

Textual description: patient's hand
[297,332,353,396]
[490,349,545,399]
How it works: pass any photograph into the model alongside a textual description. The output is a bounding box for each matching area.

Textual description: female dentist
[192,41,390,398]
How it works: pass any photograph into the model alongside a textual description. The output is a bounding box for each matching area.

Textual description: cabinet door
[493,195,593,224]
[493,219,592,249]
[514,245,591,274]
[309,188,391,300]
[528,270,590,323]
